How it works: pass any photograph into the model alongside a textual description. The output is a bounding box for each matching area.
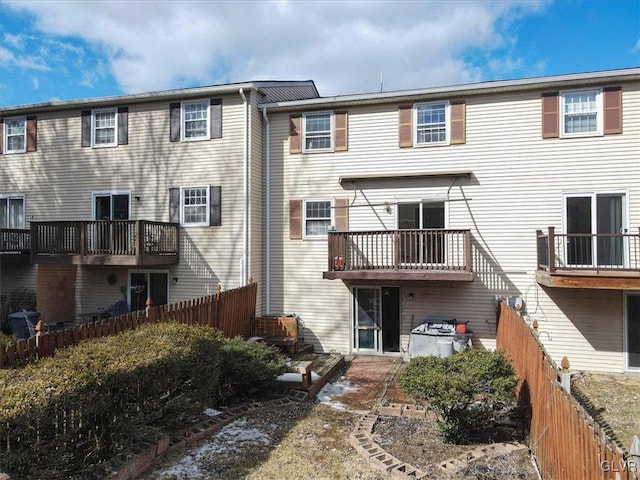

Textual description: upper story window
[182,100,210,141]
[304,199,332,238]
[0,194,25,229]
[92,109,118,147]
[561,88,602,137]
[82,108,128,148]
[3,117,26,153]
[415,101,449,146]
[181,186,210,226]
[303,112,333,152]
[169,98,222,143]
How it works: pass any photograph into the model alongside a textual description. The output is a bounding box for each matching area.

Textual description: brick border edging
[349,405,530,479]
[100,390,309,480]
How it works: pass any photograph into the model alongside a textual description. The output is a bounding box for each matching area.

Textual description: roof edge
[260,68,640,111]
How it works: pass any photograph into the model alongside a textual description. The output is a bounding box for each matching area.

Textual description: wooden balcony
[323,229,473,281]
[29,220,179,266]
[0,228,31,264]
[536,226,640,289]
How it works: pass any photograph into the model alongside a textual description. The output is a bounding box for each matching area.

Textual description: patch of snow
[276,372,321,383]
[203,408,222,417]
[151,418,272,479]
[316,379,359,411]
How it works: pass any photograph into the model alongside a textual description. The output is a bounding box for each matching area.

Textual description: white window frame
[302,111,333,153]
[303,198,333,239]
[180,186,210,227]
[3,116,27,154]
[414,101,450,146]
[91,108,118,148]
[181,99,210,142]
[560,88,603,138]
[0,194,26,229]
[562,190,629,268]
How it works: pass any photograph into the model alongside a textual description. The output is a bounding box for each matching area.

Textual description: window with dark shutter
[603,87,622,135]
[169,103,181,142]
[289,200,302,239]
[210,99,222,139]
[81,110,92,147]
[450,101,466,145]
[209,185,222,226]
[541,92,559,139]
[289,115,301,154]
[334,111,348,151]
[398,105,413,147]
[118,107,128,145]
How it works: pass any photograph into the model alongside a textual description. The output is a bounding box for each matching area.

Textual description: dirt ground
[143,356,539,480]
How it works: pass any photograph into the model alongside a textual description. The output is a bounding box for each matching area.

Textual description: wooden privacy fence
[497,302,639,480]
[0,282,257,368]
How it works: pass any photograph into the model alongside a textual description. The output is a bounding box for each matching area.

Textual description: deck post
[548,226,556,273]
[136,220,144,264]
[393,231,399,269]
[30,222,38,262]
[464,230,472,272]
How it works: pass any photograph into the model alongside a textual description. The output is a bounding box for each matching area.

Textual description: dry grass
[572,372,640,453]
[144,403,386,480]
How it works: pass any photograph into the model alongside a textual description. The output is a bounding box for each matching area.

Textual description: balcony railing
[537,226,640,273]
[0,229,30,253]
[29,220,179,265]
[327,229,472,272]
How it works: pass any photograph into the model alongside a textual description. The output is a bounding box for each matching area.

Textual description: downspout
[262,106,271,313]
[239,88,249,285]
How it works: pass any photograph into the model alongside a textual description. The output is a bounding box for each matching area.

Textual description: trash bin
[9,311,41,340]
[408,318,472,359]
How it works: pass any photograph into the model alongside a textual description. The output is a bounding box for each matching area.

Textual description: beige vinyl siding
[249,91,264,312]
[0,264,37,295]
[267,81,640,371]
[0,93,253,320]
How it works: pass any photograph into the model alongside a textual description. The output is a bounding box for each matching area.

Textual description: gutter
[262,106,271,313]
[239,88,249,285]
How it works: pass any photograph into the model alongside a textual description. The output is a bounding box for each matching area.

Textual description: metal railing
[537,226,640,272]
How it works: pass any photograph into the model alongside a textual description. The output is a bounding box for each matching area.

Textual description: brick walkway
[337,355,405,411]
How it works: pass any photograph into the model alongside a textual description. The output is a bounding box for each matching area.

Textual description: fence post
[559,356,571,394]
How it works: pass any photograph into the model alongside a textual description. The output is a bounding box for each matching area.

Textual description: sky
[0,0,639,108]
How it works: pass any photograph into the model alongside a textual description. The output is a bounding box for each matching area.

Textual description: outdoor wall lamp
[409,292,414,300]
[172,277,179,285]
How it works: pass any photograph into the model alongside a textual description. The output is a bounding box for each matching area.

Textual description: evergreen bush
[218,337,287,403]
[398,349,517,444]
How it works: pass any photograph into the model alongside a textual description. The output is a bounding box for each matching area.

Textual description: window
[0,195,25,228]
[564,192,626,267]
[92,109,117,147]
[415,101,449,145]
[4,117,26,153]
[181,186,210,226]
[304,199,332,238]
[182,100,210,141]
[303,112,332,152]
[560,88,602,137]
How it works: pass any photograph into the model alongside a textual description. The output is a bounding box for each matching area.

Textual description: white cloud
[0,46,51,72]
[632,38,640,52]
[4,0,550,96]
